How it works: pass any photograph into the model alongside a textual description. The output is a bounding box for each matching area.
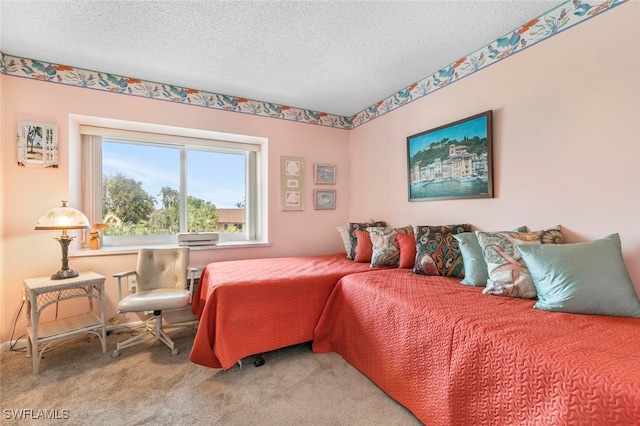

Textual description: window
[80,125,265,247]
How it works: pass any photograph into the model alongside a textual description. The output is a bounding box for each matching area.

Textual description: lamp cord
[9,299,26,351]
[8,294,81,353]
[56,290,61,319]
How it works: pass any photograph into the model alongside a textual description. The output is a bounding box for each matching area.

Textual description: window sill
[70,241,272,258]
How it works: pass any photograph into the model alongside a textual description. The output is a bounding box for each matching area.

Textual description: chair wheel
[171,348,179,356]
[112,350,120,358]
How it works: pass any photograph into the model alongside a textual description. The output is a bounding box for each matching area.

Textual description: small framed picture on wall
[17,121,58,168]
[281,156,304,210]
[313,163,336,184]
[314,189,336,210]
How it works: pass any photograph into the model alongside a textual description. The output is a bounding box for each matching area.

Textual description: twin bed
[313,268,640,425]
[189,253,377,369]
[189,254,640,424]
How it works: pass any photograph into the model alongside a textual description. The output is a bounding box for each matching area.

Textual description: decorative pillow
[353,230,374,263]
[519,234,640,317]
[348,221,386,260]
[397,233,417,269]
[368,225,414,267]
[337,225,352,257]
[476,228,564,299]
[413,224,472,277]
[455,226,527,287]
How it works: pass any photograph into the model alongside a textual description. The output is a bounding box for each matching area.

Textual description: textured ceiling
[0,0,563,117]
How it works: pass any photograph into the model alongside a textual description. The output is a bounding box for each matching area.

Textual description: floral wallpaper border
[0,0,626,130]
[348,0,627,127]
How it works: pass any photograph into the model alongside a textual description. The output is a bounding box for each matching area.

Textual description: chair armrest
[113,270,136,279]
[187,267,199,304]
[113,270,137,301]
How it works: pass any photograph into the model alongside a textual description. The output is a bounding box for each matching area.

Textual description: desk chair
[112,248,197,357]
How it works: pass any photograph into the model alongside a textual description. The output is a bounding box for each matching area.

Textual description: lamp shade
[35,201,90,230]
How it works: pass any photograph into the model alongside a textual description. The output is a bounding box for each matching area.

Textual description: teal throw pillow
[519,234,640,317]
[455,226,527,287]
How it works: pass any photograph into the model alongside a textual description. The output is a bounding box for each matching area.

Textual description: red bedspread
[313,269,640,425]
[189,253,378,369]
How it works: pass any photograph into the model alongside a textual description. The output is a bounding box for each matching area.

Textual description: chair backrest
[136,248,189,291]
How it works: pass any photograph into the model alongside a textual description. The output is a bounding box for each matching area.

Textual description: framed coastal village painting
[407,110,493,201]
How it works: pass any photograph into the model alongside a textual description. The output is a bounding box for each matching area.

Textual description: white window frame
[70,116,268,249]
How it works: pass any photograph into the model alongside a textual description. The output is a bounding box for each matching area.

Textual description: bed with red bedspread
[189,253,378,369]
[312,268,640,425]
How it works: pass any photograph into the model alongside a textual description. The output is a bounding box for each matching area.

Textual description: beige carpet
[0,327,421,425]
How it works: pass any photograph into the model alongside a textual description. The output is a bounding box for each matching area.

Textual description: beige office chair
[112,248,197,357]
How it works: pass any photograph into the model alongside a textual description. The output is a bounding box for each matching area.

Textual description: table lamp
[35,201,91,280]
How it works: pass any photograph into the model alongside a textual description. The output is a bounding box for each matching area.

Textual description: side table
[23,271,107,374]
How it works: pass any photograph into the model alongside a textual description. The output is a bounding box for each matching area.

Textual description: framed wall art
[314,189,336,210]
[407,110,493,201]
[313,163,336,184]
[17,121,58,168]
[281,156,304,210]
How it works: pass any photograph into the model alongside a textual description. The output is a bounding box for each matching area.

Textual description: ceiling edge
[348,0,627,128]
[0,0,626,130]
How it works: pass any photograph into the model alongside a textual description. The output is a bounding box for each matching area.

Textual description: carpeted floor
[0,326,421,425]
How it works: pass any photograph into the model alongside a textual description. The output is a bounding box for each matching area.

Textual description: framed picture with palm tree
[17,121,58,168]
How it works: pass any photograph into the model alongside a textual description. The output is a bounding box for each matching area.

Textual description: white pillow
[337,225,352,257]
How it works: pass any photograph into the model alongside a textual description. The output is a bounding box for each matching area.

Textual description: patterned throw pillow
[476,228,563,299]
[368,225,414,267]
[354,230,374,263]
[348,221,386,260]
[454,226,527,287]
[413,224,472,277]
[337,225,352,257]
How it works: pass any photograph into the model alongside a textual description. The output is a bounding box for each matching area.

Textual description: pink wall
[0,78,350,343]
[0,69,5,333]
[1,3,638,346]
[348,4,640,291]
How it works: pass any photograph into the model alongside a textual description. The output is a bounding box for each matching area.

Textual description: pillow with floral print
[348,221,386,260]
[454,226,527,287]
[368,225,414,267]
[476,227,563,299]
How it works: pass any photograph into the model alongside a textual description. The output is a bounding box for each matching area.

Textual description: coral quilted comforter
[189,253,378,369]
[312,269,640,425]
